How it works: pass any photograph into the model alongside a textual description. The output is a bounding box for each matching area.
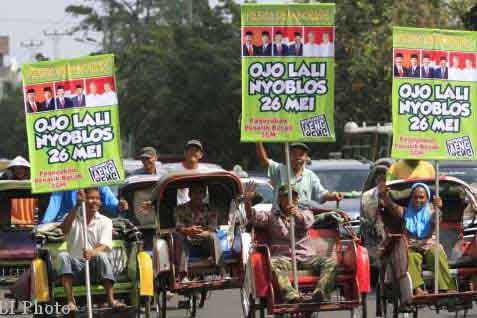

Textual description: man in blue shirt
[41,186,128,224]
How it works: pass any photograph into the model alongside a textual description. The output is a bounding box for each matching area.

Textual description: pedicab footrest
[174,277,241,290]
[410,290,477,304]
[272,300,360,314]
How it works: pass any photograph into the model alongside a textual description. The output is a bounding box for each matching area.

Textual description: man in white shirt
[462,58,476,82]
[86,82,103,107]
[101,82,118,105]
[448,55,461,80]
[318,32,334,57]
[303,32,320,57]
[57,188,125,311]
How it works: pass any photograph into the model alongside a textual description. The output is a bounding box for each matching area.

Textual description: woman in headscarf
[378,181,456,296]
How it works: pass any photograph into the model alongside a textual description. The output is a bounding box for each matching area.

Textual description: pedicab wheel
[198,290,208,308]
[240,288,255,318]
[144,296,152,318]
[156,277,168,318]
[188,294,197,318]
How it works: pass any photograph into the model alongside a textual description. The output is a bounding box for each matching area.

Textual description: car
[440,160,477,188]
[307,159,372,227]
[239,176,273,210]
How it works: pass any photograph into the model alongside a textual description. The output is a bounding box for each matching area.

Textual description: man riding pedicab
[244,183,338,303]
[56,188,127,312]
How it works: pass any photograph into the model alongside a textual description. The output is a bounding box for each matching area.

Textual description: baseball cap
[7,156,31,169]
[185,139,203,151]
[290,143,310,153]
[136,147,157,159]
[278,184,299,197]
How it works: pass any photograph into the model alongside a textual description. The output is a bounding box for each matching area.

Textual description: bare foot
[65,302,78,312]
[109,300,127,309]
[414,287,428,296]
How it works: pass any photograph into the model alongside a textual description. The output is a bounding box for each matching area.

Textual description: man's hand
[243,181,257,203]
[433,196,443,209]
[138,201,153,214]
[76,190,86,206]
[83,249,97,261]
[286,205,299,217]
[334,192,344,202]
[118,198,129,212]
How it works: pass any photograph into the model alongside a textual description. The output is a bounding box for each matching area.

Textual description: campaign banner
[392,27,477,160]
[22,54,125,193]
[240,4,336,142]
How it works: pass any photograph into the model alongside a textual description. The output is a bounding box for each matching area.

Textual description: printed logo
[89,160,120,183]
[300,115,330,137]
[446,136,474,158]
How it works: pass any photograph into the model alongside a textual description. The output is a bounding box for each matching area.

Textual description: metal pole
[434,161,440,294]
[285,142,299,290]
[81,201,93,318]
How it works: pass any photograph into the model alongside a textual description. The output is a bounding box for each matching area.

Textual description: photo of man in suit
[273,31,288,56]
[55,85,73,109]
[393,53,408,77]
[435,56,449,80]
[408,54,420,78]
[288,32,303,56]
[25,88,39,113]
[40,87,55,112]
[303,31,319,57]
[242,31,257,57]
[72,84,86,107]
[421,55,434,78]
[258,31,272,56]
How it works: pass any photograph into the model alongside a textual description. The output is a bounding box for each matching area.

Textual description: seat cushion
[0,231,36,260]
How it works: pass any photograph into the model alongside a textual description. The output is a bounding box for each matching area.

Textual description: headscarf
[404,183,433,240]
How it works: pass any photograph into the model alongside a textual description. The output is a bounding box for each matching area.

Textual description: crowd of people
[0,141,456,307]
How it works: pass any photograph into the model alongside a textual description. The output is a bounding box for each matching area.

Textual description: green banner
[22,54,125,193]
[392,27,477,160]
[241,3,335,142]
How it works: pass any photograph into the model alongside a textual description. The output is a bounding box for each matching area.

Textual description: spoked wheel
[188,294,198,318]
[350,293,368,318]
[156,278,168,318]
[199,290,208,308]
[240,288,255,318]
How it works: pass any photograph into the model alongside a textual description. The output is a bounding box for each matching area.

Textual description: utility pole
[20,40,44,61]
[43,29,72,60]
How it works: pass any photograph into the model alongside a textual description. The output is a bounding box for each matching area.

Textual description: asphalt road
[3,289,477,317]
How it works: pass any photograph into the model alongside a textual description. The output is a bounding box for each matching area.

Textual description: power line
[20,40,43,62]
[43,29,73,60]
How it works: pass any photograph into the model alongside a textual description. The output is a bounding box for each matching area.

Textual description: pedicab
[372,177,477,318]
[241,204,371,318]
[147,170,248,318]
[0,180,50,301]
[29,202,154,317]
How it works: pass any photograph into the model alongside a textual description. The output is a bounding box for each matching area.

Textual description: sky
[0,0,291,68]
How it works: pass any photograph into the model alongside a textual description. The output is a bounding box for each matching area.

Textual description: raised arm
[256,143,270,169]
[60,190,84,235]
[377,180,404,218]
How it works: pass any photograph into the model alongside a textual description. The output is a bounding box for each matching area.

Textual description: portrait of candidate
[258,31,272,56]
[288,32,303,56]
[408,54,420,78]
[462,57,477,82]
[318,32,334,57]
[40,87,55,112]
[303,31,319,57]
[55,85,74,109]
[86,81,102,107]
[101,82,118,105]
[25,88,39,113]
[272,31,288,56]
[242,31,257,57]
[393,53,408,77]
[421,54,434,78]
[436,55,449,80]
[72,84,86,107]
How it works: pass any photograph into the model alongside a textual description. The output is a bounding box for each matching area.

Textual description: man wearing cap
[0,156,30,180]
[164,140,213,205]
[244,183,337,303]
[131,147,161,176]
[256,143,343,208]
[25,88,39,113]
[40,87,55,112]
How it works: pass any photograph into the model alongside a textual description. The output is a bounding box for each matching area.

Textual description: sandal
[110,300,127,309]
